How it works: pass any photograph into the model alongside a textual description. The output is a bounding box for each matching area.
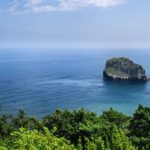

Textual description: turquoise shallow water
[0,49,150,117]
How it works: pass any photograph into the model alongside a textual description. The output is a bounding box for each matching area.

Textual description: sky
[0,0,150,49]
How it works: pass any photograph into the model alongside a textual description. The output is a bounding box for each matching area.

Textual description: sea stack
[103,57,148,81]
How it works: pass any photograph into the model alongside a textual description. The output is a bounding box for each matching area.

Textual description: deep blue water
[0,49,150,117]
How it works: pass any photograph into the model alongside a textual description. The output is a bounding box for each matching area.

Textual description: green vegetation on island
[0,105,150,150]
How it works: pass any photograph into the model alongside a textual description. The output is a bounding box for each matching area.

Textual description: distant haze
[0,0,150,49]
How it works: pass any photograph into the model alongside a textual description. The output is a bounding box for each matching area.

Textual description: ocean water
[0,49,150,118]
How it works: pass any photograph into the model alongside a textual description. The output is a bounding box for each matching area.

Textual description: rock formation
[103,57,148,81]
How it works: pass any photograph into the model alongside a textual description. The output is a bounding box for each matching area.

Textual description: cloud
[29,0,43,5]
[9,0,125,13]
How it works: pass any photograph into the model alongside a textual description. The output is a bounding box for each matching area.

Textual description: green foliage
[0,105,149,150]
[129,105,150,137]
[43,108,101,146]
[106,67,129,77]
[77,126,135,150]
[106,125,135,150]
[102,108,130,128]
[0,115,12,138]
[2,127,75,150]
[84,137,105,150]
[129,105,150,150]
[12,110,43,131]
[131,137,150,150]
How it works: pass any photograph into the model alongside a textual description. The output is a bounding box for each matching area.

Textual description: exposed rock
[103,57,148,81]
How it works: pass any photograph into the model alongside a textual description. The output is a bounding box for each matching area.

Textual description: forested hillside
[0,105,149,150]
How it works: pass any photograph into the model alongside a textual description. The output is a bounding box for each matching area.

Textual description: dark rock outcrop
[103,57,148,81]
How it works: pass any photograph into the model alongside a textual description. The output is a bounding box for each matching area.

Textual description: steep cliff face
[103,57,148,81]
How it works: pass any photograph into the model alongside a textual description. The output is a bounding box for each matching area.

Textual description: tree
[102,108,130,129]
[0,106,149,150]
[43,108,99,147]
[129,105,150,137]
[0,115,12,138]
[5,127,75,150]
[129,105,150,150]
[12,110,43,131]
[107,125,136,150]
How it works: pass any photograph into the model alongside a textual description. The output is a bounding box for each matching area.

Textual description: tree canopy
[0,105,149,150]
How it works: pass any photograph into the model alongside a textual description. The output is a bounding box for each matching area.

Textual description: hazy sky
[0,0,150,49]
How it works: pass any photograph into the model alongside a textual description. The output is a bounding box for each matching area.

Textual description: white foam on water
[47,79,103,88]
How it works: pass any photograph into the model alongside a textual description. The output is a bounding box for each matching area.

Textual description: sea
[0,48,150,118]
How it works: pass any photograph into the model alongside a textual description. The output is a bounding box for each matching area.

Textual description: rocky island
[103,57,148,81]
